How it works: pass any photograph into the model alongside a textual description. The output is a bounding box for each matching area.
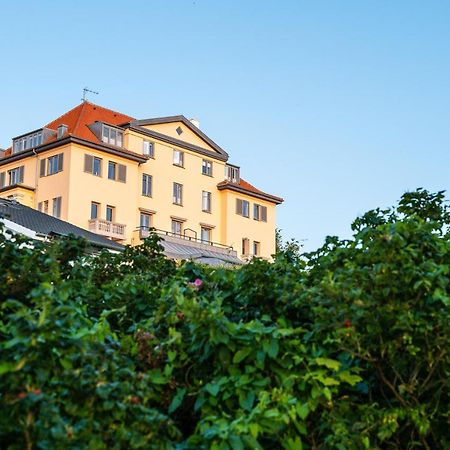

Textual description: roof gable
[129,116,228,158]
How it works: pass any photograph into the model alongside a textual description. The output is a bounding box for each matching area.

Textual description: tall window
[236,198,250,218]
[8,166,24,185]
[173,150,184,167]
[0,172,5,188]
[202,159,213,176]
[171,219,182,236]
[253,204,268,222]
[102,125,123,147]
[91,202,99,219]
[253,241,260,256]
[107,161,126,182]
[84,155,102,177]
[142,174,152,197]
[225,165,240,183]
[143,140,154,158]
[202,191,211,213]
[108,162,116,180]
[201,227,211,244]
[140,212,152,230]
[42,153,64,176]
[52,197,62,218]
[106,205,115,222]
[173,182,183,205]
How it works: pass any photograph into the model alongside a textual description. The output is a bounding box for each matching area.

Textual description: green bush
[0,189,449,449]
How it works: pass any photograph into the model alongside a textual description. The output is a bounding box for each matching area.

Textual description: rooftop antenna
[82,87,99,102]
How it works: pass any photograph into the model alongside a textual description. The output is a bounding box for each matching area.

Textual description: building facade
[0,102,283,260]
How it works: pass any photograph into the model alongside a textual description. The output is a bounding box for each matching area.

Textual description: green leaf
[168,387,186,414]
[205,383,220,397]
[296,403,309,420]
[233,348,252,364]
[282,436,303,450]
[315,357,341,371]
[228,435,244,450]
[338,371,363,385]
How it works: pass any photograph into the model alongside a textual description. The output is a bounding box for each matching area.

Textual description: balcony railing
[89,219,126,240]
[139,227,237,256]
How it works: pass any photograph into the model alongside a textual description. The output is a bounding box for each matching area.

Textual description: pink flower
[193,278,203,287]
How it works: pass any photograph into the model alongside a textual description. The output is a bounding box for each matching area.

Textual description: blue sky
[1,1,449,251]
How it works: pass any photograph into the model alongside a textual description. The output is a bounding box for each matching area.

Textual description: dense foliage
[0,189,449,449]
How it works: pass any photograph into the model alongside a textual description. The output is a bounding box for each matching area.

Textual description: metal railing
[138,227,234,252]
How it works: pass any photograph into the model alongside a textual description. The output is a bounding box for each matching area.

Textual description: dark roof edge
[0,183,35,194]
[0,136,147,167]
[126,125,229,162]
[128,115,228,158]
[217,182,284,204]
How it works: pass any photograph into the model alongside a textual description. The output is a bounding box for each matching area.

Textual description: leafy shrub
[0,189,449,449]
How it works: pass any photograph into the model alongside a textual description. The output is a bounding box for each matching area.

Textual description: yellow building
[0,101,283,261]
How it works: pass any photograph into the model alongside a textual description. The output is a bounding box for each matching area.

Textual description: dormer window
[225,165,240,183]
[13,130,43,153]
[101,124,123,147]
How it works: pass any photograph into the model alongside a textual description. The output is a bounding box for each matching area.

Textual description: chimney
[57,124,68,139]
[189,118,200,129]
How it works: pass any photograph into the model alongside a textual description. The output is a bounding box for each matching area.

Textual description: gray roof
[159,235,242,266]
[0,198,123,251]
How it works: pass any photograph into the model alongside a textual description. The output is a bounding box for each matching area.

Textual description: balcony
[89,219,126,240]
[139,228,241,265]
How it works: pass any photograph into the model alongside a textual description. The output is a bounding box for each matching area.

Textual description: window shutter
[118,164,127,182]
[18,166,24,183]
[58,153,64,172]
[0,172,5,188]
[236,199,243,215]
[261,206,267,222]
[40,159,46,177]
[84,154,93,173]
[254,204,259,220]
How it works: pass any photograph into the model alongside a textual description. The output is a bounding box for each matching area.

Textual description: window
[242,238,250,256]
[106,205,115,222]
[225,165,240,183]
[43,200,49,214]
[84,154,102,176]
[173,150,184,167]
[143,140,154,158]
[253,241,260,256]
[236,198,249,218]
[91,202,99,219]
[106,161,126,182]
[253,204,268,222]
[101,124,123,147]
[202,159,213,176]
[140,212,152,230]
[201,227,212,244]
[52,197,62,218]
[173,182,183,205]
[171,219,182,236]
[202,191,211,213]
[108,162,116,180]
[38,202,43,212]
[0,172,5,189]
[8,166,24,185]
[13,130,43,154]
[41,153,64,176]
[142,174,152,197]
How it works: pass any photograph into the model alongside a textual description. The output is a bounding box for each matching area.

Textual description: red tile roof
[45,101,134,143]
[217,179,284,204]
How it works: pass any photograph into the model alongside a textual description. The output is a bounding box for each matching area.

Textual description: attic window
[13,131,43,153]
[101,124,123,147]
[176,126,183,136]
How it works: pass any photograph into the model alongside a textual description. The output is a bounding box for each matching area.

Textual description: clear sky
[1,1,449,251]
